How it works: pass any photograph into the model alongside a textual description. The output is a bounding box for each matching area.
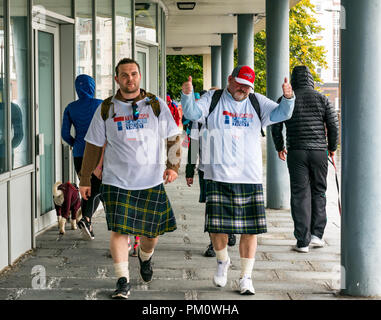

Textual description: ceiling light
[177,2,196,10]
[135,3,151,11]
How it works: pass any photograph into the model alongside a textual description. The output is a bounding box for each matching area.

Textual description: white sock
[114,261,129,282]
[215,247,229,262]
[240,258,255,278]
[139,247,154,262]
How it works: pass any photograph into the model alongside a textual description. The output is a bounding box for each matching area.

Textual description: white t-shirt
[194,89,280,184]
[85,95,180,190]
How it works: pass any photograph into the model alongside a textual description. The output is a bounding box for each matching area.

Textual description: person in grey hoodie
[61,74,103,240]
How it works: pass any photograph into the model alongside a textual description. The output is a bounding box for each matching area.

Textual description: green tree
[254,0,327,95]
[166,55,203,101]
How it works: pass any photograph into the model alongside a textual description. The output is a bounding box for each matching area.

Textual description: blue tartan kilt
[205,180,267,234]
[101,183,177,238]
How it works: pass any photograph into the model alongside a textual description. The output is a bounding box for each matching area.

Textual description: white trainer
[239,274,255,295]
[213,257,230,287]
[310,235,325,248]
[292,245,309,253]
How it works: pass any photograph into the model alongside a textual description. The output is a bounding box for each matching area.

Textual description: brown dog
[53,181,82,235]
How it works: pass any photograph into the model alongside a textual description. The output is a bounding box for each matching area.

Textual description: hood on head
[75,74,96,99]
[291,66,314,90]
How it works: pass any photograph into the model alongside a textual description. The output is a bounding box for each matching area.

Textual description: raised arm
[180,76,203,121]
[269,77,295,123]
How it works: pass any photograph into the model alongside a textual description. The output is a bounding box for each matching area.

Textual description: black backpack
[206,89,265,137]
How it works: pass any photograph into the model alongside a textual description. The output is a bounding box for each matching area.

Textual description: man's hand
[186,178,193,187]
[163,169,178,184]
[328,150,335,158]
[282,77,294,99]
[182,76,193,95]
[80,186,91,200]
[278,148,288,161]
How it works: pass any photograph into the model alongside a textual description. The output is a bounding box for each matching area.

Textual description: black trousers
[74,157,102,220]
[287,150,328,247]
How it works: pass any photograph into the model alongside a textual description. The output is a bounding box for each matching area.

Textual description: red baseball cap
[231,65,255,88]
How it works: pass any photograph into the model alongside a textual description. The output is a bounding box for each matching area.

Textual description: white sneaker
[239,274,255,295]
[310,235,325,248]
[213,257,230,287]
[292,245,309,253]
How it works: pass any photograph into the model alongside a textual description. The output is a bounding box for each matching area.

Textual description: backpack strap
[100,96,115,121]
[249,93,265,137]
[206,89,223,128]
[145,92,161,118]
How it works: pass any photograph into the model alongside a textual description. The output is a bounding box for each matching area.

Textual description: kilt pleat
[101,183,177,238]
[205,180,267,234]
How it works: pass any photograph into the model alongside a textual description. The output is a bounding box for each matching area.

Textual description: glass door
[34,22,61,232]
[136,45,149,91]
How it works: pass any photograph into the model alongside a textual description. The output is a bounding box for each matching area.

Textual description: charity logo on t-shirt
[222,111,254,127]
[114,113,150,131]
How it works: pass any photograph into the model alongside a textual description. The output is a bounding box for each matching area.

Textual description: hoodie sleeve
[323,96,339,152]
[270,122,285,152]
[61,106,75,147]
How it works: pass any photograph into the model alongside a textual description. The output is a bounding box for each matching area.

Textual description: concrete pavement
[0,143,374,300]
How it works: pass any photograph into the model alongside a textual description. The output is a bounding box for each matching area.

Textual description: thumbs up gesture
[182,76,193,95]
[282,77,294,99]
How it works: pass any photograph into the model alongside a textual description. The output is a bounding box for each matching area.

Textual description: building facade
[312,0,341,111]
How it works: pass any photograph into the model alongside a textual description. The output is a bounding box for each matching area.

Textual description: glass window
[135,2,157,43]
[76,0,93,77]
[10,0,31,170]
[33,0,73,18]
[115,0,132,62]
[96,0,113,99]
[0,0,7,174]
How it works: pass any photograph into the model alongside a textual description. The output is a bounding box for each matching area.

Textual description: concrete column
[341,0,381,297]
[211,46,221,88]
[265,0,290,209]
[237,14,254,69]
[220,33,234,88]
[202,54,212,90]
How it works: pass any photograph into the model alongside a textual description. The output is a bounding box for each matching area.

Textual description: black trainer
[78,218,94,240]
[228,234,236,246]
[204,243,216,257]
[111,277,131,299]
[138,253,153,283]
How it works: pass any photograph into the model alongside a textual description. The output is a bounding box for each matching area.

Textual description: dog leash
[328,155,341,216]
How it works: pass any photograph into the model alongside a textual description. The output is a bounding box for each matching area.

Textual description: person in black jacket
[271,65,339,253]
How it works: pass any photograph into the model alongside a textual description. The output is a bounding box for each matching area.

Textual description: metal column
[211,46,221,89]
[220,33,234,88]
[265,0,290,209]
[341,0,381,297]
[237,14,254,69]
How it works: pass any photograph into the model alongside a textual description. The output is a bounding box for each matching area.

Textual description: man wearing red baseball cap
[181,65,295,295]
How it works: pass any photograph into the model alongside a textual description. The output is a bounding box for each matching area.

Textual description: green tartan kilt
[101,183,177,238]
[205,180,267,235]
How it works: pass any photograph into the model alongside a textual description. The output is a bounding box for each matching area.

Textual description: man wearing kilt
[181,65,295,295]
[79,58,181,299]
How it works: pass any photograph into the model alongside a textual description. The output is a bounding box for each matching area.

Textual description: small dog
[52,181,82,235]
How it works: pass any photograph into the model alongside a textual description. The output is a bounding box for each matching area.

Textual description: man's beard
[120,84,139,95]
[232,90,249,101]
